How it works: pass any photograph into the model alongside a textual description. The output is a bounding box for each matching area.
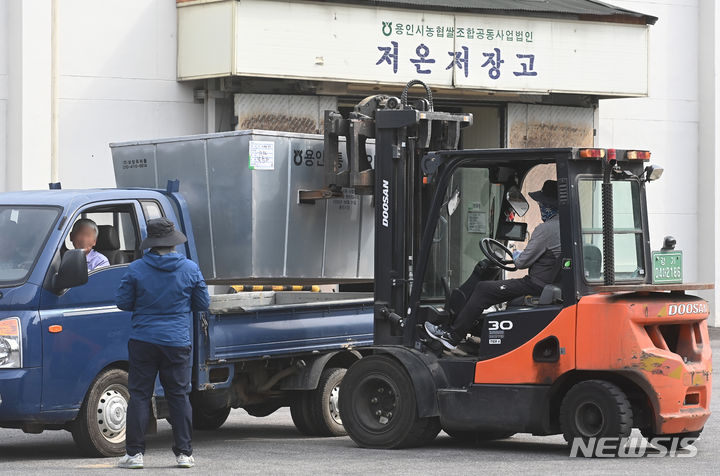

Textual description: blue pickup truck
[0,176,373,456]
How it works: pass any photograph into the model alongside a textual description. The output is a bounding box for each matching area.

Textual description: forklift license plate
[652,250,683,284]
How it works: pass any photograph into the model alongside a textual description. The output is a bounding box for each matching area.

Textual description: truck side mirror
[54,249,88,293]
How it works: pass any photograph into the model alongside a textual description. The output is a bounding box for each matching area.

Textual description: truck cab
[0,189,184,439]
[1,185,374,456]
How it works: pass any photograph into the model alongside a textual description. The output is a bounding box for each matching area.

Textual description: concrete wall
[697,0,720,326]
[0,0,205,192]
[4,1,52,192]
[599,0,719,325]
[0,3,6,191]
[597,0,719,325]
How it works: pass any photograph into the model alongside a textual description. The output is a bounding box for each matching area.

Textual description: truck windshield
[578,179,645,282]
[0,206,60,286]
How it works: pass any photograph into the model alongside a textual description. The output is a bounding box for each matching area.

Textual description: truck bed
[204,292,374,361]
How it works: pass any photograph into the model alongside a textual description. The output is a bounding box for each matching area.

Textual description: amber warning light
[579,148,606,159]
[626,150,651,160]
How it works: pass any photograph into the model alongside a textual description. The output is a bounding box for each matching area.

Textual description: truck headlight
[0,318,21,368]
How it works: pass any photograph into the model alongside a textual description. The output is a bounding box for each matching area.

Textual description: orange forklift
[325,81,712,450]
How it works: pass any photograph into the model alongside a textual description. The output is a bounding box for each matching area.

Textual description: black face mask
[540,204,558,222]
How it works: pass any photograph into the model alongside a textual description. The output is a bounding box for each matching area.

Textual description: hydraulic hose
[400,79,434,111]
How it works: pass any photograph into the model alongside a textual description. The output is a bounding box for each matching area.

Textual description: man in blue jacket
[116,218,209,469]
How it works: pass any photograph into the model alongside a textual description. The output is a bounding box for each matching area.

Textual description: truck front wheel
[339,355,440,449]
[71,368,129,457]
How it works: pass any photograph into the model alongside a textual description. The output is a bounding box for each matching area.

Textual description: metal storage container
[111,130,374,284]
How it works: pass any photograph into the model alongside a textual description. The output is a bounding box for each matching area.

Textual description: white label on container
[249,141,275,170]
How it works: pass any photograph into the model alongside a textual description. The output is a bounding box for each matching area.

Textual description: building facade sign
[178,0,650,96]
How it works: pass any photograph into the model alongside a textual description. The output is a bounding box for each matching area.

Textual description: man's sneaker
[118,453,144,469]
[424,321,458,350]
[176,454,195,468]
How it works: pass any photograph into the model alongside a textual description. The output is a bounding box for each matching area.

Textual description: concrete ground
[1,329,718,475]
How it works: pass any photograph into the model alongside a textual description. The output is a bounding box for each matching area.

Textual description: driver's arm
[513,223,549,270]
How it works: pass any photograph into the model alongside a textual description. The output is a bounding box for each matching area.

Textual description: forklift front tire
[560,380,633,449]
[339,355,440,449]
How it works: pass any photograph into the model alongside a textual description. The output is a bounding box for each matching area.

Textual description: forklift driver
[425,180,561,350]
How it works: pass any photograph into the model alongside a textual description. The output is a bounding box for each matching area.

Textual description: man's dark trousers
[451,276,542,337]
[126,339,193,457]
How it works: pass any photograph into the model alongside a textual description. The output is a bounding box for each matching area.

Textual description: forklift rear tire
[444,429,515,442]
[560,380,632,449]
[339,355,441,449]
[192,405,231,430]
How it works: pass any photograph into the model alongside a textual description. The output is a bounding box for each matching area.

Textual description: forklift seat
[506,255,564,308]
[538,284,562,304]
[506,283,562,308]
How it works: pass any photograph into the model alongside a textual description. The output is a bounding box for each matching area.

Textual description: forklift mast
[323,80,472,346]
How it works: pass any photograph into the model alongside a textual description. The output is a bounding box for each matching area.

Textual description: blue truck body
[0,187,373,454]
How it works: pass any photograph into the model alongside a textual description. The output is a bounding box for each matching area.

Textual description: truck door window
[65,206,140,268]
[578,179,644,282]
[141,201,164,220]
[118,212,138,251]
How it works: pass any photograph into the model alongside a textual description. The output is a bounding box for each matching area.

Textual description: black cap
[529,180,558,208]
[140,218,187,249]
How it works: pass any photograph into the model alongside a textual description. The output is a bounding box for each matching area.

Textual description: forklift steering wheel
[480,238,517,272]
